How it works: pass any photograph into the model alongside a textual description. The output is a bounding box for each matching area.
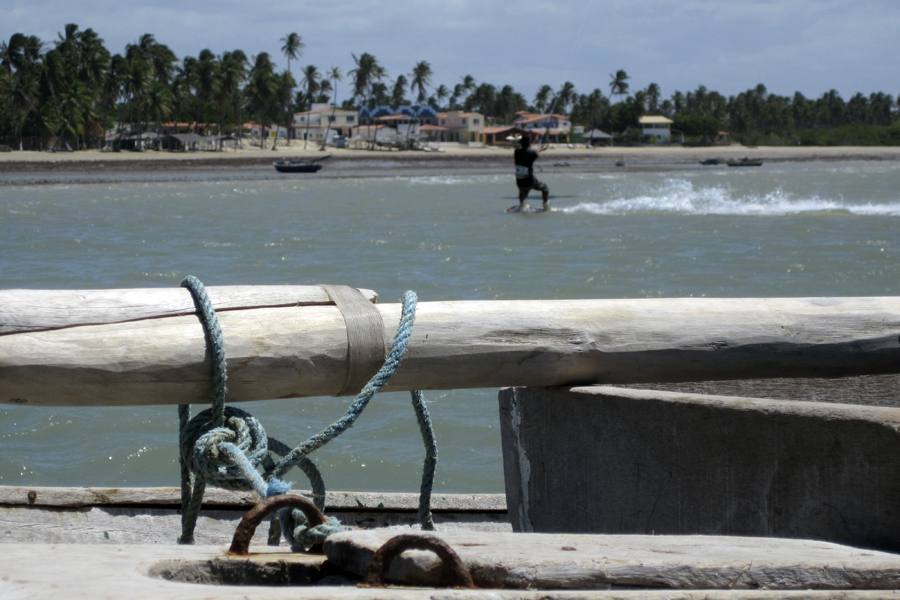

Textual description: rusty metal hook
[360,533,476,589]
[229,494,326,555]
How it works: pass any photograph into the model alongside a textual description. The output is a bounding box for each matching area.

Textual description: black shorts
[517,177,549,193]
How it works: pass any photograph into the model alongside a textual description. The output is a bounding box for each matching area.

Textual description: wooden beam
[3,296,900,407]
[0,285,378,335]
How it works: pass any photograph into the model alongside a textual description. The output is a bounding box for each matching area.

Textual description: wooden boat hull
[273,162,323,173]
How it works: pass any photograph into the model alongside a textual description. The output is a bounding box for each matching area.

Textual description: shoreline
[2,144,900,175]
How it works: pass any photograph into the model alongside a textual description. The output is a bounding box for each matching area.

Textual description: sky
[2,0,898,107]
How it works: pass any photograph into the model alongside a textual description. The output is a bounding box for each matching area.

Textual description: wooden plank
[0,506,510,545]
[0,285,377,335]
[326,530,900,590]
[3,296,900,406]
[499,385,900,551]
[622,374,900,407]
[0,486,506,512]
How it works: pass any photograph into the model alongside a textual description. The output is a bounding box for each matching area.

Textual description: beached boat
[726,158,763,167]
[273,161,323,173]
[699,158,723,165]
[273,154,331,173]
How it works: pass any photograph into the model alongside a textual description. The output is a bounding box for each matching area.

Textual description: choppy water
[2,160,899,493]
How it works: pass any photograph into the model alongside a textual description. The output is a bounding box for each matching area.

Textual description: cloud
[1,0,898,102]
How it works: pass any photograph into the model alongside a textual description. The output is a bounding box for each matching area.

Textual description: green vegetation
[1,24,898,149]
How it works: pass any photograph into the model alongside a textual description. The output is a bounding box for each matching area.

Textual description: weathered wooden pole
[2,287,900,407]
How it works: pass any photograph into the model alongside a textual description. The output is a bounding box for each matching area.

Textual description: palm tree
[434,84,449,109]
[1,33,44,148]
[193,49,218,134]
[350,52,385,148]
[496,85,525,124]
[122,43,152,149]
[391,74,407,108]
[274,69,296,149]
[315,79,332,103]
[465,83,496,115]
[142,79,173,142]
[645,83,661,114]
[320,66,342,150]
[461,74,476,95]
[48,25,110,149]
[609,69,629,101]
[410,60,432,104]
[299,64,320,147]
[126,34,175,139]
[572,88,607,132]
[216,50,247,145]
[245,52,277,148]
[556,81,576,115]
[449,83,465,110]
[349,52,385,108]
[534,85,553,113]
[370,82,389,106]
[280,33,304,76]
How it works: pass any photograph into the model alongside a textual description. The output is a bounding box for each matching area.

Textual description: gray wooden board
[0,486,506,512]
[9,543,900,600]
[325,530,900,590]
[499,385,900,551]
[0,487,510,545]
[621,374,900,407]
[0,285,378,335]
[0,505,511,545]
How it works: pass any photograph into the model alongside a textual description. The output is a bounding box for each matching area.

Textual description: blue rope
[176,279,438,546]
[411,390,437,530]
[269,291,419,480]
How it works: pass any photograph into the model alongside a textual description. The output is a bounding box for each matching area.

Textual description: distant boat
[699,159,723,165]
[726,158,763,167]
[273,154,331,173]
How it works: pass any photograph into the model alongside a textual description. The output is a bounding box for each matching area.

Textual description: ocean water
[1,160,899,494]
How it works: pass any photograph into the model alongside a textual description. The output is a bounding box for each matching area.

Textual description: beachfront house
[638,116,673,141]
[583,129,613,147]
[354,105,441,148]
[437,111,485,144]
[293,104,358,144]
[512,111,573,143]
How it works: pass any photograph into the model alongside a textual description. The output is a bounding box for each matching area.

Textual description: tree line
[2,24,899,149]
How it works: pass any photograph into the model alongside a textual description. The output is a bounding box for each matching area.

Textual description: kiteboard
[507,205,550,213]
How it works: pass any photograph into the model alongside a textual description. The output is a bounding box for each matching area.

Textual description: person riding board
[513,134,550,211]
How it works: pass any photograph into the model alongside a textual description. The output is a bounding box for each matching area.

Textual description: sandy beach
[1,143,900,174]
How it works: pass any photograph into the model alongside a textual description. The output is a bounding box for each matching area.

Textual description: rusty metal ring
[229,494,326,555]
[360,533,476,589]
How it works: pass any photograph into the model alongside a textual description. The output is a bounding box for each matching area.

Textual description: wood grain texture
[3,296,900,406]
[0,486,506,512]
[326,529,900,590]
[622,374,900,407]
[500,385,900,551]
[0,285,377,335]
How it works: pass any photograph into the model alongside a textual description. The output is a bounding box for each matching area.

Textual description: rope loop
[182,406,289,498]
[278,508,343,552]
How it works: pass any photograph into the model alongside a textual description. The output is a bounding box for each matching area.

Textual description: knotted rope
[177,276,437,548]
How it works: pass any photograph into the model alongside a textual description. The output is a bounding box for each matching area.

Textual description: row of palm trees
[2,24,898,149]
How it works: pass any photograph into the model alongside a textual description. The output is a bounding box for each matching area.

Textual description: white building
[437,111,485,143]
[638,116,674,140]
[512,112,573,143]
[293,104,358,143]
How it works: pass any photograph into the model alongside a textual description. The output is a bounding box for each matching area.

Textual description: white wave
[561,179,900,216]
[406,174,507,185]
